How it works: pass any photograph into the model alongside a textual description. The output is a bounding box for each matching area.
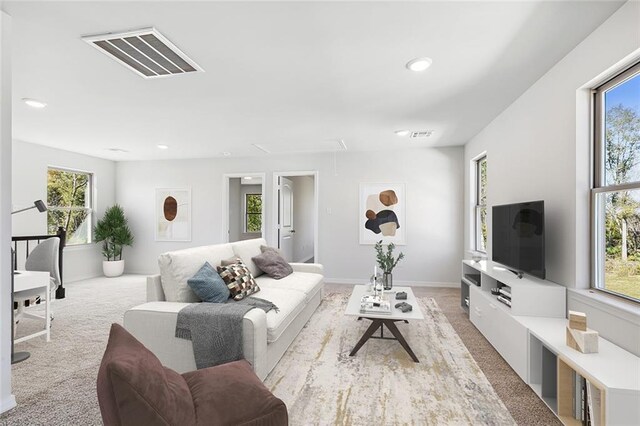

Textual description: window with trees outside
[593,62,640,302]
[475,155,488,253]
[245,193,262,233]
[47,168,93,245]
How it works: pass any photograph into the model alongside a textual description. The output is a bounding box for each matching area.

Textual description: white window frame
[47,166,94,245]
[474,155,487,253]
[244,193,262,234]
[591,61,640,302]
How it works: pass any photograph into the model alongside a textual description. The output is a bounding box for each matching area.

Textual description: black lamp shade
[34,200,47,212]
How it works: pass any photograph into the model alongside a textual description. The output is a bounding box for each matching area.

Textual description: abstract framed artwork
[359,183,406,245]
[155,188,191,241]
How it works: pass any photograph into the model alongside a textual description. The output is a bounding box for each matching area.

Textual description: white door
[278,176,294,261]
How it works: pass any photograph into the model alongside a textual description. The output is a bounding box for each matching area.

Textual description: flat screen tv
[492,200,545,279]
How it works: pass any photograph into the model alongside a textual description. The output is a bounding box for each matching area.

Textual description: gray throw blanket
[175,297,278,369]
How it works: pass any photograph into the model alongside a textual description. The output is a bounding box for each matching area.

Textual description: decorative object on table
[155,188,191,241]
[395,302,413,313]
[360,294,391,315]
[471,251,483,262]
[359,183,406,245]
[94,204,134,277]
[395,291,407,300]
[374,240,405,290]
[566,310,598,354]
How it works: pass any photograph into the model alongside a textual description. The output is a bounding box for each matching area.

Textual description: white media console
[461,260,640,425]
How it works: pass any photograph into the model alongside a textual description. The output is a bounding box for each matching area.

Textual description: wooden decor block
[566,325,599,353]
[568,310,587,331]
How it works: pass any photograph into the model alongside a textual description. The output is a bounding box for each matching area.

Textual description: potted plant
[94,204,134,277]
[375,240,405,290]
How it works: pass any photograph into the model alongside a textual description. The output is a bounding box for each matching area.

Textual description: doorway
[223,173,266,242]
[273,172,318,263]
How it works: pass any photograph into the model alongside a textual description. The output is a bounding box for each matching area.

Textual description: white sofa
[123,238,323,380]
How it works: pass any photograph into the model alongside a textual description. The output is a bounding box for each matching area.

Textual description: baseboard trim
[65,272,103,284]
[0,395,16,414]
[324,278,458,288]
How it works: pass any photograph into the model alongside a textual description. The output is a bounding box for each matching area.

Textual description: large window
[245,193,262,233]
[47,168,93,245]
[593,62,640,301]
[475,155,488,253]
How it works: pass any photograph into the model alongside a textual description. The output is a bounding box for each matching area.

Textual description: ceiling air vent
[83,27,203,79]
[410,130,434,139]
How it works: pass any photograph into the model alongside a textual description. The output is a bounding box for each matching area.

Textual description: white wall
[290,175,314,262]
[12,140,116,283]
[116,147,464,285]
[0,10,16,415]
[228,178,241,242]
[463,1,640,355]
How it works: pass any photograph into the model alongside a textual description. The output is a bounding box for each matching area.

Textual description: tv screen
[492,201,545,279]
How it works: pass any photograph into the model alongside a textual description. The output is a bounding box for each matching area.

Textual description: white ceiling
[4,1,624,161]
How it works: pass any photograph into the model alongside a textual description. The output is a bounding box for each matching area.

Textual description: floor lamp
[10,200,47,364]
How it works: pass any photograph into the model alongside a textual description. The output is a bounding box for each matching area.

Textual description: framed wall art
[359,183,406,245]
[156,188,191,241]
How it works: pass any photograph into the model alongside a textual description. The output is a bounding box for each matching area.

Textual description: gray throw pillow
[260,245,281,254]
[252,250,293,280]
[187,262,230,303]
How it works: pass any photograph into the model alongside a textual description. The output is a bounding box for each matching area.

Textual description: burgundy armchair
[97,323,288,426]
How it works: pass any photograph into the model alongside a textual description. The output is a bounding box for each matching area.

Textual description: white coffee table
[345,285,424,362]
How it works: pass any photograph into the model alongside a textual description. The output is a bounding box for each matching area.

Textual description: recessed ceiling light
[394,130,410,137]
[157,144,169,150]
[22,98,47,108]
[406,57,433,72]
[107,148,129,153]
[244,176,253,180]
[222,152,231,157]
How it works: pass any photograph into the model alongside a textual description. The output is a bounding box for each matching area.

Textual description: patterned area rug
[265,292,516,425]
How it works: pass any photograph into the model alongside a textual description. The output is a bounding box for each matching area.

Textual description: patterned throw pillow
[217,260,260,301]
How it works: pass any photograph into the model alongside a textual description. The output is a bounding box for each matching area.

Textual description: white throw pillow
[230,238,267,277]
[158,244,235,302]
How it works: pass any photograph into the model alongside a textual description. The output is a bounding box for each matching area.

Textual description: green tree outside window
[246,194,262,233]
[47,168,92,245]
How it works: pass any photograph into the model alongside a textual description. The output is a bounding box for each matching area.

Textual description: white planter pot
[103,260,125,278]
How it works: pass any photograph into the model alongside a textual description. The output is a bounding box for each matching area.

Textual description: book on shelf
[586,381,601,426]
[571,371,596,425]
[499,287,512,298]
[497,295,511,307]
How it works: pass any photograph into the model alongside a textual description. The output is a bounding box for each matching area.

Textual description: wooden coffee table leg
[384,320,419,362]
[349,319,382,357]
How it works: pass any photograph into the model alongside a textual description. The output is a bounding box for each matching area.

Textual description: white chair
[14,237,61,333]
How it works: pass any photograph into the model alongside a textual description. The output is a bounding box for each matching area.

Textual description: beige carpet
[265,292,516,425]
[1,275,147,426]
